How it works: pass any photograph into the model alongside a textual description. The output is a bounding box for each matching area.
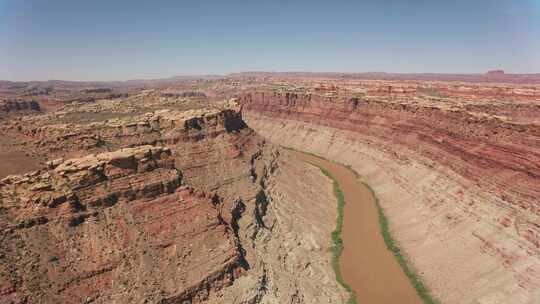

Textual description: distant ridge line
[2,71,540,85]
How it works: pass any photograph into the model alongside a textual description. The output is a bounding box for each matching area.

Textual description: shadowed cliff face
[239,87,540,304]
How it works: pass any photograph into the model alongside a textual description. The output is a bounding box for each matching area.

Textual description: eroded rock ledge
[0,145,246,303]
[0,98,348,304]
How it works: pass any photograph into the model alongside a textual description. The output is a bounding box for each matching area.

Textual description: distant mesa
[486,70,505,76]
[160,90,207,98]
[81,88,113,94]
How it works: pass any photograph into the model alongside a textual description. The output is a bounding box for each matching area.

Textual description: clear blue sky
[1,0,539,81]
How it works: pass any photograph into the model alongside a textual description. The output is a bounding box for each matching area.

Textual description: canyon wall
[361,82,540,99]
[240,90,540,304]
[0,146,245,303]
[0,95,347,303]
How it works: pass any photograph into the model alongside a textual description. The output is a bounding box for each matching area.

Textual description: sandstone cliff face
[0,96,348,303]
[240,89,540,304]
[0,99,245,158]
[240,91,540,208]
[0,146,246,303]
[362,82,540,99]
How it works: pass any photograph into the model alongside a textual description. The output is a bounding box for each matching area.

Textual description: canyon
[0,90,347,303]
[239,78,540,304]
[0,73,539,303]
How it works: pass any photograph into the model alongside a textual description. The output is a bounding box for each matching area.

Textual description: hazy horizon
[3,69,540,83]
[2,0,539,81]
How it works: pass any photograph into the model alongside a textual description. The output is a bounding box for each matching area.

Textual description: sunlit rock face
[0,94,347,304]
[240,84,540,304]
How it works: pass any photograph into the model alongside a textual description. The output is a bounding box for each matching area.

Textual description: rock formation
[0,92,347,303]
[3,74,539,303]
[486,70,505,76]
[0,146,247,303]
[240,86,540,304]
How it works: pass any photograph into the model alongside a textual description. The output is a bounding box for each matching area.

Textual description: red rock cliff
[0,145,245,303]
[240,89,540,240]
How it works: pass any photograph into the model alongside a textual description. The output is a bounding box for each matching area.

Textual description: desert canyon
[0,71,539,304]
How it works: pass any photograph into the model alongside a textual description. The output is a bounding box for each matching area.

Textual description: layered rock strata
[0,146,245,303]
[0,97,347,303]
[240,89,540,304]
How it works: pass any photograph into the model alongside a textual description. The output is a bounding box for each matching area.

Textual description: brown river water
[293,151,421,304]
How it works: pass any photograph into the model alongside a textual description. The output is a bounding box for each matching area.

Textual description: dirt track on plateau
[293,151,420,304]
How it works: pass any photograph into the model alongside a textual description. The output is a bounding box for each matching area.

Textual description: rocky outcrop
[0,145,247,303]
[369,82,540,99]
[486,70,505,76]
[0,97,348,304]
[0,100,247,159]
[240,88,540,304]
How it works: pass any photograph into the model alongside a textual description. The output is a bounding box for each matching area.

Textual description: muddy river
[293,151,421,304]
